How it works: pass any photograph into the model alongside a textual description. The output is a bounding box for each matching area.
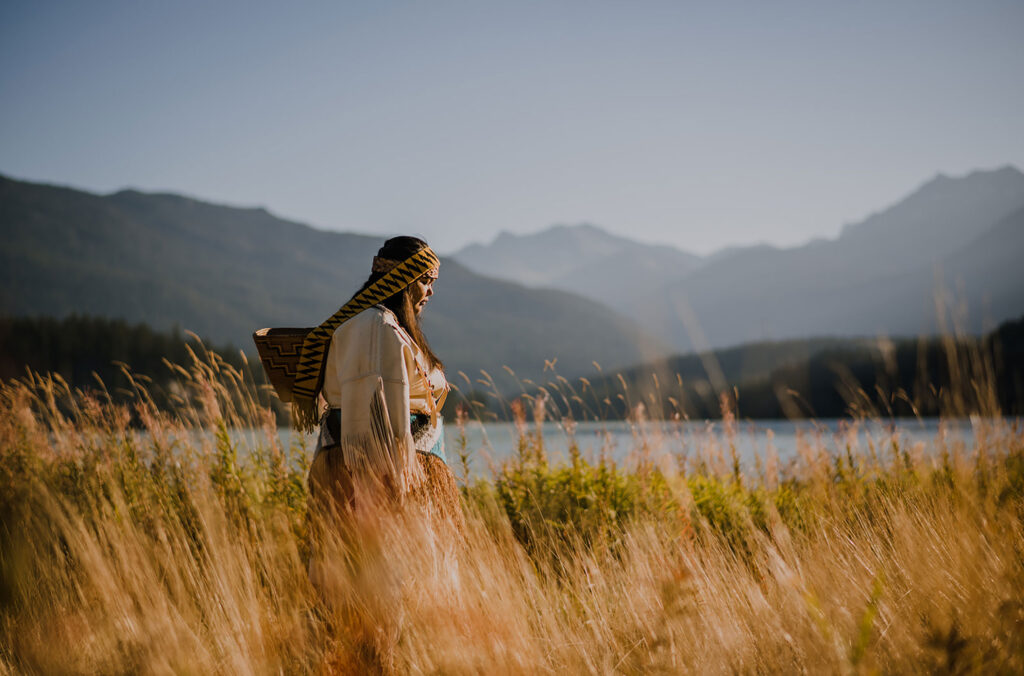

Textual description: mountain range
[0,175,666,385]
[452,166,1024,350]
[3,165,1023,395]
[452,223,703,313]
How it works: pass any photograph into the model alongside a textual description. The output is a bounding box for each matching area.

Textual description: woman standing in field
[291,236,464,536]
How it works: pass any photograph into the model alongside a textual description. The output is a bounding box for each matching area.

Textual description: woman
[294,236,464,531]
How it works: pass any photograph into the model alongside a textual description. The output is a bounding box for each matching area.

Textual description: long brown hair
[353,236,443,371]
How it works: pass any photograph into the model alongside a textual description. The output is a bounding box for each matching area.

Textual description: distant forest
[2,314,1022,423]
[454,316,1024,421]
[0,315,265,412]
[505,316,1024,421]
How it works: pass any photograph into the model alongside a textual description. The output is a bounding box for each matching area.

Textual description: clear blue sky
[2,0,1022,255]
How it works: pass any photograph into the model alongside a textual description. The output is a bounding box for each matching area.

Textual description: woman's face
[409,274,436,315]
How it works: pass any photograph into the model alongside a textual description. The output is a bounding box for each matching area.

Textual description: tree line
[3,314,1022,423]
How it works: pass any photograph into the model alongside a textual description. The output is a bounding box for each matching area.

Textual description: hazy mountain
[451,223,704,311]
[940,204,1024,322]
[702,243,780,267]
[643,166,1024,349]
[0,175,668,384]
[839,203,1024,337]
[451,168,1024,351]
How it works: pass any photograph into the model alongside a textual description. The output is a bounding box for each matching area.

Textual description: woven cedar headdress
[290,246,441,431]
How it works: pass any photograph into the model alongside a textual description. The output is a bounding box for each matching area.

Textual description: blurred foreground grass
[1,345,1023,673]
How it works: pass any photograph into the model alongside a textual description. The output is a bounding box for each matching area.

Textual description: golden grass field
[1,343,1023,674]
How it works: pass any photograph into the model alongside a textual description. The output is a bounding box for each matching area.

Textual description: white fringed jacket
[318,306,448,493]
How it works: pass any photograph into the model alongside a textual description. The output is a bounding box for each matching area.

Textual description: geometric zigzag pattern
[290,247,440,406]
[251,327,310,403]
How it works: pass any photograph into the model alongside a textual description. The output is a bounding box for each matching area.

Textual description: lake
[259,417,986,477]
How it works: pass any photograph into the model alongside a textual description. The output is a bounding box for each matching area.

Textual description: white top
[319,306,447,491]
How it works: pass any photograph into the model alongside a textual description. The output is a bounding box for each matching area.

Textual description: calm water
[253,417,984,477]
[444,418,982,474]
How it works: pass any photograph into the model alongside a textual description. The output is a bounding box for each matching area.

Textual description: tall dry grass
[1,344,1023,674]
